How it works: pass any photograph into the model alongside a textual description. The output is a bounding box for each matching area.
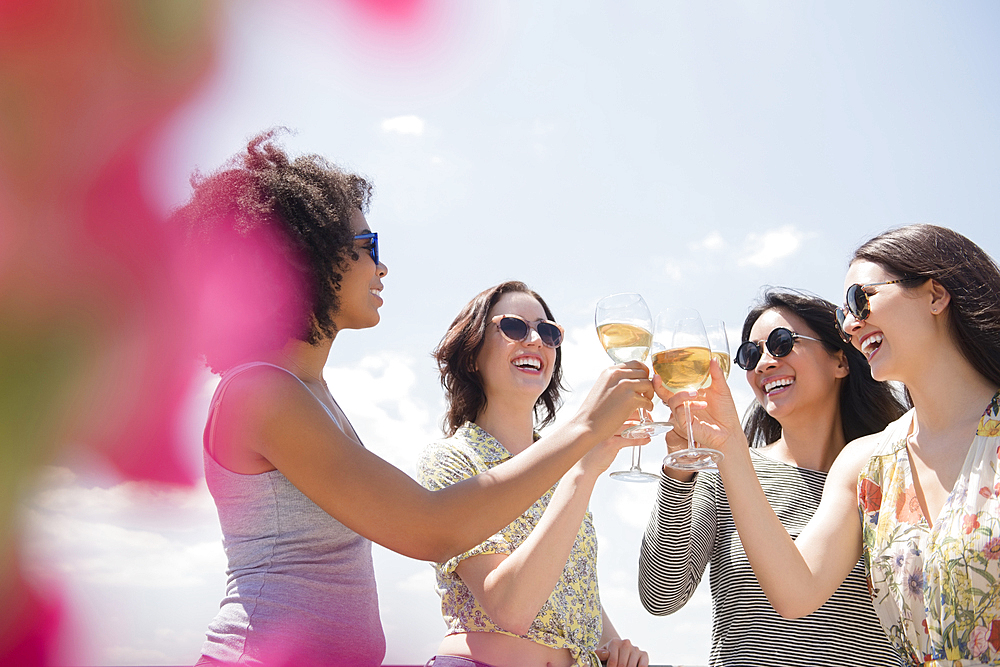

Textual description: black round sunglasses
[735,327,823,371]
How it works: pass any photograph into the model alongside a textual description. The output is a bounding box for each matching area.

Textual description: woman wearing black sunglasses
[660,225,1000,666]
[178,133,654,667]
[639,288,905,666]
[418,281,649,667]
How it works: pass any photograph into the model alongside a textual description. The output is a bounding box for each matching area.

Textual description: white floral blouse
[416,422,602,667]
[859,392,1000,666]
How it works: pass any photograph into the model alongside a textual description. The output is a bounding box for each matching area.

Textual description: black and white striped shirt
[639,449,905,667]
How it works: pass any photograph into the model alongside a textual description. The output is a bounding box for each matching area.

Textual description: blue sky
[19,1,1000,664]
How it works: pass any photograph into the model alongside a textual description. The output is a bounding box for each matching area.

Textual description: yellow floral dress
[416,422,602,667]
[859,391,1000,666]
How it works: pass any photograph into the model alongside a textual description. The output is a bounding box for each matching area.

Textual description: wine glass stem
[685,401,696,450]
[631,444,642,471]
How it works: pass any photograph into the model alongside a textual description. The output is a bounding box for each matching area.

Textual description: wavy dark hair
[741,288,907,447]
[175,129,373,373]
[435,281,565,436]
[852,224,1000,387]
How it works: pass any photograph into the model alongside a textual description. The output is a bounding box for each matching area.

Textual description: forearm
[599,608,618,646]
[717,447,823,617]
[420,419,600,559]
[638,474,711,615]
[475,465,597,634]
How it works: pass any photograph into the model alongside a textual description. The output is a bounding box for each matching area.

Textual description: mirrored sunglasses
[735,327,823,371]
[492,314,564,348]
[353,231,379,265]
[834,278,916,342]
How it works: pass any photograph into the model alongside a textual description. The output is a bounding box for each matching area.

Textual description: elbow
[770,597,812,620]
[488,606,535,637]
[638,586,684,616]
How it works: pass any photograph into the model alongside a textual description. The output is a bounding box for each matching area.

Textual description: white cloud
[380,115,425,136]
[738,225,804,268]
[695,231,726,252]
[324,351,441,472]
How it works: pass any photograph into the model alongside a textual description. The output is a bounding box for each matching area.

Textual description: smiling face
[745,308,848,423]
[841,260,932,383]
[330,208,388,332]
[475,291,557,409]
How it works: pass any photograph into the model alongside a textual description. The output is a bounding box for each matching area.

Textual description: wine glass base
[609,469,660,482]
[621,422,674,439]
[663,448,724,471]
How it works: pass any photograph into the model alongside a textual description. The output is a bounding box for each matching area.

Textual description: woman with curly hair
[176,131,653,667]
[639,288,904,666]
[660,225,1000,666]
[418,282,648,667]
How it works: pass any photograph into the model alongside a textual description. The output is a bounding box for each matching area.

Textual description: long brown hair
[853,224,1000,387]
[435,281,565,436]
[741,288,907,446]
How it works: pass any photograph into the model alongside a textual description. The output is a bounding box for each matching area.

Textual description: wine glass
[654,308,724,471]
[704,319,731,380]
[595,293,671,482]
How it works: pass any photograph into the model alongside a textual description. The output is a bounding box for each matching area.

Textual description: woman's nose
[524,326,543,346]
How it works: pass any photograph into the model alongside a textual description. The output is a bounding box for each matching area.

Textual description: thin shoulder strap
[204,362,340,456]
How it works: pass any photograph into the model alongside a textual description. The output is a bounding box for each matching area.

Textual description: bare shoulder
[828,431,884,487]
[211,365,325,470]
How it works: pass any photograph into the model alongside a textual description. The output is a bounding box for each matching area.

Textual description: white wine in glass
[655,308,724,471]
[704,319,731,380]
[595,293,670,482]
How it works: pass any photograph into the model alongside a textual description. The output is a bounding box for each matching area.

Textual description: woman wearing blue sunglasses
[418,281,649,667]
[639,288,905,666]
[661,225,1000,666]
[178,132,653,667]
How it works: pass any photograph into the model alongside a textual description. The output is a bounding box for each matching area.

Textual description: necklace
[280,353,327,387]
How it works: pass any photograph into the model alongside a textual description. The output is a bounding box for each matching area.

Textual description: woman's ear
[928,279,951,316]
[833,349,850,379]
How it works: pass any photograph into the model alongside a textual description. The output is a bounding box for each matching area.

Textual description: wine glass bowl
[654,309,725,472]
[704,319,731,380]
[595,293,670,482]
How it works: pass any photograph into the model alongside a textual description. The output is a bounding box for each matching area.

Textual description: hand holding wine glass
[654,308,724,471]
[595,293,671,482]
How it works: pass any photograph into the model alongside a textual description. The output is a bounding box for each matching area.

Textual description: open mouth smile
[860,333,883,360]
[762,377,793,394]
[512,355,542,372]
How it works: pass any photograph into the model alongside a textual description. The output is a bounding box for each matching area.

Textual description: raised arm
[659,360,869,618]
[638,450,717,615]
[220,362,652,563]
[447,441,613,635]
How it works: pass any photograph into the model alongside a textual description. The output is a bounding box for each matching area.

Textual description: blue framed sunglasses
[353,232,379,265]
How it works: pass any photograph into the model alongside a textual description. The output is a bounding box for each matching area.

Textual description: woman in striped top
[639,288,906,666]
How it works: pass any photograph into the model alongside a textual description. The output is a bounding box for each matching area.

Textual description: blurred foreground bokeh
[0,1,219,661]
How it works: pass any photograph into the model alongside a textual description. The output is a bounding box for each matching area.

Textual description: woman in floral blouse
[658,224,1000,666]
[418,281,649,667]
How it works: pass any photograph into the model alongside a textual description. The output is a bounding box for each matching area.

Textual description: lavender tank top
[200,362,385,666]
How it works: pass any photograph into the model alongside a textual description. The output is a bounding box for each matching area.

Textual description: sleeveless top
[859,391,1000,666]
[200,362,385,667]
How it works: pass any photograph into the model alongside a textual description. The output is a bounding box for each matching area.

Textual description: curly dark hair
[741,288,907,447]
[852,224,1000,387]
[435,281,566,436]
[175,129,373,373]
